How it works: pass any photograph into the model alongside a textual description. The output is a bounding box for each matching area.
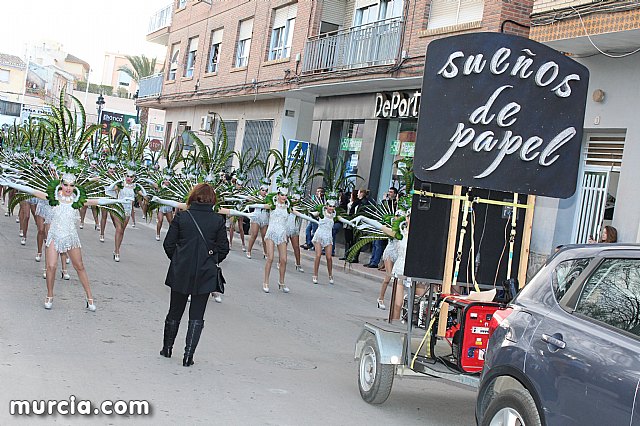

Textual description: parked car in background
[476,244,640,426]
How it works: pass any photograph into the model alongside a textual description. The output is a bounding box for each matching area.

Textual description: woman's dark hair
[187,183,217,207]
[602,225,618,243]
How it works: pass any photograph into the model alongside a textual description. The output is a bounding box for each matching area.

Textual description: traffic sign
[287,140,309,162]
[149,139,162,152]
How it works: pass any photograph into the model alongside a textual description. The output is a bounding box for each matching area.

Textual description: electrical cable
[571,6,640,58]
[493,217,511,288]
[506,193,518,280]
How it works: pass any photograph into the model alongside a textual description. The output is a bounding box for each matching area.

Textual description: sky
[0,0,169,83]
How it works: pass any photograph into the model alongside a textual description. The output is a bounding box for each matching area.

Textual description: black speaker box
[405,180,526,290]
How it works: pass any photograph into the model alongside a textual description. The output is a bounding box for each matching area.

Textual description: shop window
[378,119,417,197]
[207,29,223,73]
[269,4,297,60]
[236,18,253,68]
[168,44,180,81]
[427,0,484,30]
[337,120,365,189]
[184,36,198,78]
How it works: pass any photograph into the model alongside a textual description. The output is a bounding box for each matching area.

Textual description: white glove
[6,182,36,195]
[153,197,180,208]
[227,208,252,219]
[97,198,118,206]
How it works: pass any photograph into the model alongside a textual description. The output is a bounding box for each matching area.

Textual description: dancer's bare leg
[111,213,128,255]
[313,243,322,277]
[246,222,259,256]
[378,259,394,301]
[44,243,58,298]
[79,206,88,227]
[19,201,30,239]
[277,242,287,284]
[325,244,333,277]
[259,226,268,257]
[290,234,301,266]
[99,209,108,238]
[263,239,275,287]
[156,211,164,237]
[67,247,93,300]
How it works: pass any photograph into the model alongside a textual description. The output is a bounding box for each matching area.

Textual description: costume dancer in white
[245,185,269,259]
[1,173,132,311]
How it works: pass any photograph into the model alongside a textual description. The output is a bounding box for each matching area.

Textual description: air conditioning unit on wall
[200,115,214,132]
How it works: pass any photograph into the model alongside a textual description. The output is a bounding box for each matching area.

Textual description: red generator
[441,295,503,373]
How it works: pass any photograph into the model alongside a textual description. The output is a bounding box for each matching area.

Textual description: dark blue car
[476,244,640,426]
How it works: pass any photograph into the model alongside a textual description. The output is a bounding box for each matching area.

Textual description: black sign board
[415,33,589,199]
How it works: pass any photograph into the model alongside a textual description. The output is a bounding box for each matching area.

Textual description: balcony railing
[138,73,163,98]
[148,3,173,34]
[302,18,403,74]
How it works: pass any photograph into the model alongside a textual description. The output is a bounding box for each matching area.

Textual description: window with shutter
[207,29,224,73]
[236,19,254,68]
[168,44,180,80]
[269,4,297,60]
[427,0,484,31]
[184,37,198,77]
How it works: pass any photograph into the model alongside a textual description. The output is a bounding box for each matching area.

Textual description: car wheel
[482,388,541,426]
[358,335,394,404]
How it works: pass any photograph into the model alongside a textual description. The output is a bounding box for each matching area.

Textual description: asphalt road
[0,206,476,425]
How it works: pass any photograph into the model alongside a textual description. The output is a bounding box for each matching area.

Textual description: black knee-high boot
[183,319,204,367]
[160,319,180,358]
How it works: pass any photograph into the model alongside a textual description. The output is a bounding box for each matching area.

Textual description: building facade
[0,53,26,127]
[102,52,165,98]
[138,0,533,193]
[528,0,640,265]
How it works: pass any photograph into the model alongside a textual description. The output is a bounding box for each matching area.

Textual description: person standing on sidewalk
[160,183,230,367]
[301,186,324,250]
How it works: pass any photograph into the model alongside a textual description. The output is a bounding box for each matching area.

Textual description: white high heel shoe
[312,276,318,284]
[35,253,41,262]
[295,264,304,273]
[377,299,386,310]
[20,237,26,245]
[262,283,270,293]
[113,252,120,262]
[329,276,334,285]
[44,296,53,310]
[278,283,290,293]
[61,269,70,280]
[86,298,96,312]
[155,234,160,241]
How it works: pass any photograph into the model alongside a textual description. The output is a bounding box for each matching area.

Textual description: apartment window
[207,29,223,73]
[269,4,297,61]
[427,0,484,30]
[354,1,380,26]
[184,37,198,77]
[177,0,187,9]
[379,0,403,19]
[168,44,180,80]
[236,18,253,68]
[0,69,9,83]
[118,71,131,87]
[177,121,194,150]
[155,124,165,133]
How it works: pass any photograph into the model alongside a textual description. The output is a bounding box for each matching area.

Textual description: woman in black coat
[160,183,230,366]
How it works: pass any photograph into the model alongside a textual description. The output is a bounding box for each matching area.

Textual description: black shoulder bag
[186,210,226,294]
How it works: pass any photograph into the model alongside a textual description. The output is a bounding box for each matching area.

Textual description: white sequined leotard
[392,225,409,277]
[286,212,301,237]
[265,202,289,245]
[35,199,54,224]
[312,209,335,248]
[46,202,81,253]
[251,207,269,227]
[119,184,135,217]
[382,238,399,263]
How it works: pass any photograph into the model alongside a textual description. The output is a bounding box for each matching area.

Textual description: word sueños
[426,47,582,179]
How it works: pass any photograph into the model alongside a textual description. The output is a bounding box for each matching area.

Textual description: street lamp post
[94,93,105,150]
[133,89,140,123]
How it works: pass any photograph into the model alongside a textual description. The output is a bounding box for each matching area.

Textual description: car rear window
[575,258,640,337]
[553,258,590,302]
